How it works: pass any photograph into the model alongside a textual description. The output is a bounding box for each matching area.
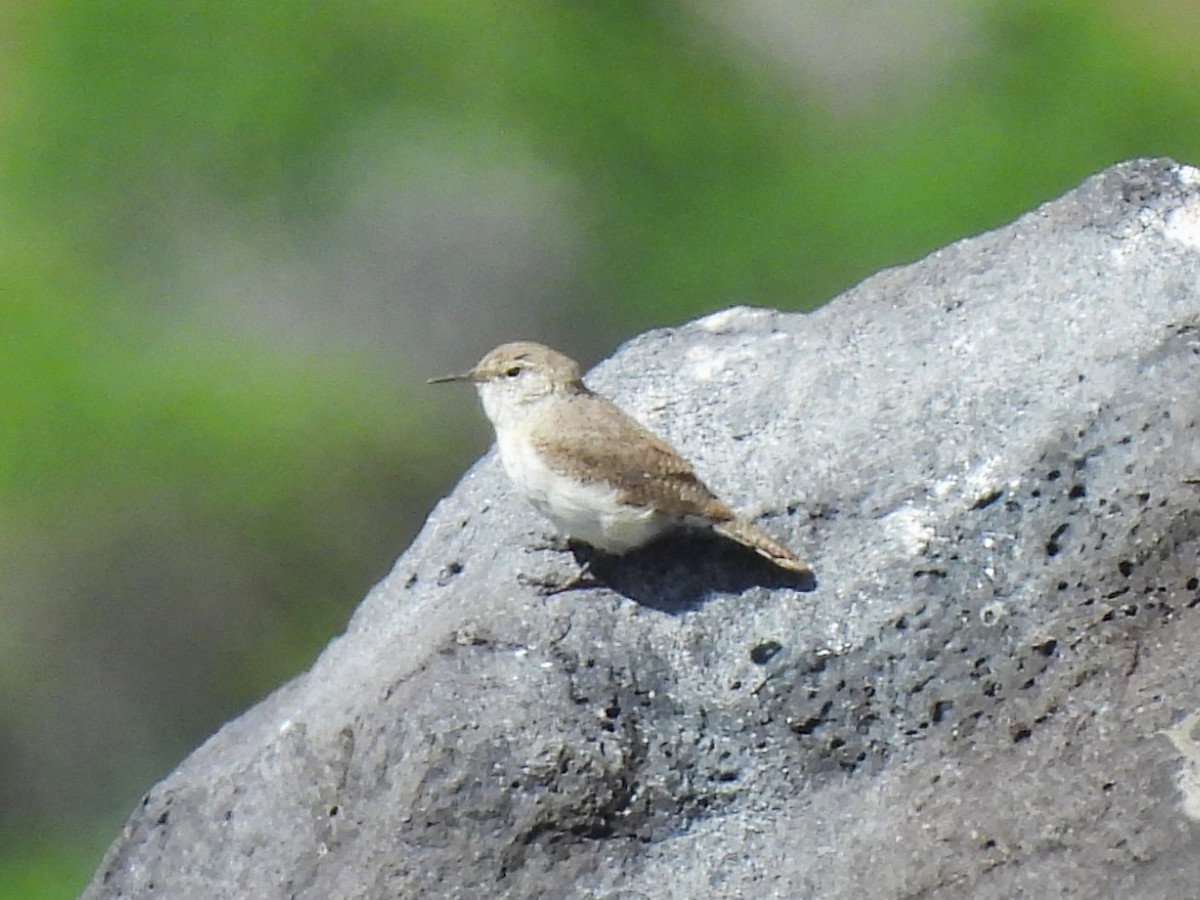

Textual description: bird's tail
[712,518,812,575]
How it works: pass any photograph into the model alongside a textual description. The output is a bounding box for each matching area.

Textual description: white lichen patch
[682,344,726,381]
[1175,164,1200,189]
[1161,711,1200,822]
[931,458,1006,509]
[696,305,773,334]
[882,503,935,556]
[1164,199,1200,252]
[682,336,770,383]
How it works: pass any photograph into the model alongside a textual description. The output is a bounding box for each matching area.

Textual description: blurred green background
[2,0,1198,894]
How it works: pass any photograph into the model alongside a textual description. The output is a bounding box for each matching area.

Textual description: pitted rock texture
[84,158,1200,899]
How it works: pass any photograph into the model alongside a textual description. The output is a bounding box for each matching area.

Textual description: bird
[429,341,811,576]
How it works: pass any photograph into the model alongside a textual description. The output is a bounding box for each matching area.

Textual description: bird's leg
[519,537,602,595]
[526,530,575,553]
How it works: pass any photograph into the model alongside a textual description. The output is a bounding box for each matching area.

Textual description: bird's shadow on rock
[570,532,816,614]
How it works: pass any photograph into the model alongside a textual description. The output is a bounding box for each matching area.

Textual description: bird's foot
[518,565,601,596]
[519,536,604,594]
[527,532,577,553]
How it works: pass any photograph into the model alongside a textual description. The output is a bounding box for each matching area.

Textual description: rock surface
[84,158,1200,899]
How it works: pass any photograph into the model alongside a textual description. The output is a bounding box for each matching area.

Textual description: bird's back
[528,388,733,523]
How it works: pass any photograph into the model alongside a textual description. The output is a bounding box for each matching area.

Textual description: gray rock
[84,158,1200,899]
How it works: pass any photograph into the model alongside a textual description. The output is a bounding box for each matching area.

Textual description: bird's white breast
[494,426,669,554]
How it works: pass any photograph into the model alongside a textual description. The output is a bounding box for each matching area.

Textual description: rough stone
[84,158,1200,899]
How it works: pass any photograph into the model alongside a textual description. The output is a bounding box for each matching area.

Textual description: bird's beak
[427,369,476,385]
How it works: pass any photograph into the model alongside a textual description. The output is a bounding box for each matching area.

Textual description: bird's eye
[504,365,522,378]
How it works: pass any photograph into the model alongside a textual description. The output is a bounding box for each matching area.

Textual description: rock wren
[430,341,811,575]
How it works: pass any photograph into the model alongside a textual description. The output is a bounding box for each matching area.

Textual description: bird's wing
[532,392,734,521]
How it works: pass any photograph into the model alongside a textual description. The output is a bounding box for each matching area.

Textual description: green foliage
[0,825,109,900]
